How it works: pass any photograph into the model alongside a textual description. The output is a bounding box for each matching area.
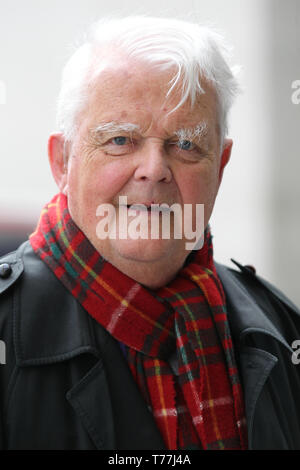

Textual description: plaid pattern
[30,193,247,450]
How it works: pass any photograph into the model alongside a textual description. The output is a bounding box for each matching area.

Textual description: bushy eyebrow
[91,121,141,136]
[90,120,208,141]
[174,122,208,142]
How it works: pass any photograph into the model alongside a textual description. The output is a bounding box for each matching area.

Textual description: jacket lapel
[238,347,278,449]
[66,322,166,450]
[66,360,115,449]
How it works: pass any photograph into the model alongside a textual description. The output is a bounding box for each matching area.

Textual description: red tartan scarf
[30,192,248,450]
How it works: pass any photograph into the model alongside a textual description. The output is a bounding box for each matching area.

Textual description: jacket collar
[14,241,100,366]
[215,261,294,353]
[13,241,294,365]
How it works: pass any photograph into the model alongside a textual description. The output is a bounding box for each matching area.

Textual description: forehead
[83,58,219,134]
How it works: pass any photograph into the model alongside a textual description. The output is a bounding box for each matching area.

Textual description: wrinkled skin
[49,57,232,288]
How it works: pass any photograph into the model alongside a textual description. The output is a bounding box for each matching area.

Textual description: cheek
[66,158,134,233]
[178,168,219,205]
[91,164,130,200]
[69,158,133,203]
[178,166,221,230]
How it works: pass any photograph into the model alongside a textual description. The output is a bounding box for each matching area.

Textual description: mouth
[120,203,172,213]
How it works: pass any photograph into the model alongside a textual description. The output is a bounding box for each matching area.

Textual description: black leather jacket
[1,241,300,450]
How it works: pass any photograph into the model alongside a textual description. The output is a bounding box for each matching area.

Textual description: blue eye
[178,140,194,151]
[112,136,127,145]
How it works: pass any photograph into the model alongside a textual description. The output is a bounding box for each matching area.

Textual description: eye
[112,136,128,145]
[102,135,135,156]
[168,138,208,162]
[177,140,195,151]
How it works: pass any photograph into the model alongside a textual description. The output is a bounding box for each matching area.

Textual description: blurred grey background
[0,0,299,305]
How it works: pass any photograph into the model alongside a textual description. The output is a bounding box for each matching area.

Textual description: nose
[134,141,172,183]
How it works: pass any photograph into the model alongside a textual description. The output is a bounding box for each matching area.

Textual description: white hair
[56,16,241,146]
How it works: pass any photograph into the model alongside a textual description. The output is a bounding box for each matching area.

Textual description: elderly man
[1,16,300,451]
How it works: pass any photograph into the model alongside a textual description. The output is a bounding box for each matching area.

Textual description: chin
[111,238,179,263]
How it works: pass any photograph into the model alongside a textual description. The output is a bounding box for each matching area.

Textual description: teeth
[129,204,148,211]
[119,203,171,213]
[125,204,171,213]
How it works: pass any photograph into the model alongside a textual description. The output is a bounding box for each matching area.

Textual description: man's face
[52,58,231,272]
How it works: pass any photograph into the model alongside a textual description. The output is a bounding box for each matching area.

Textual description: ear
[218,138,233,186]
[48,133,69,194]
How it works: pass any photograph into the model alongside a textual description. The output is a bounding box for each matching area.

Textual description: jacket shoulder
[0,242,32,364]
[0,240,100,367]
[0,241,43,367]
[0,242,26,296]
[0,243,29,406]
[216,260,300,317]
[0,242,26,365]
